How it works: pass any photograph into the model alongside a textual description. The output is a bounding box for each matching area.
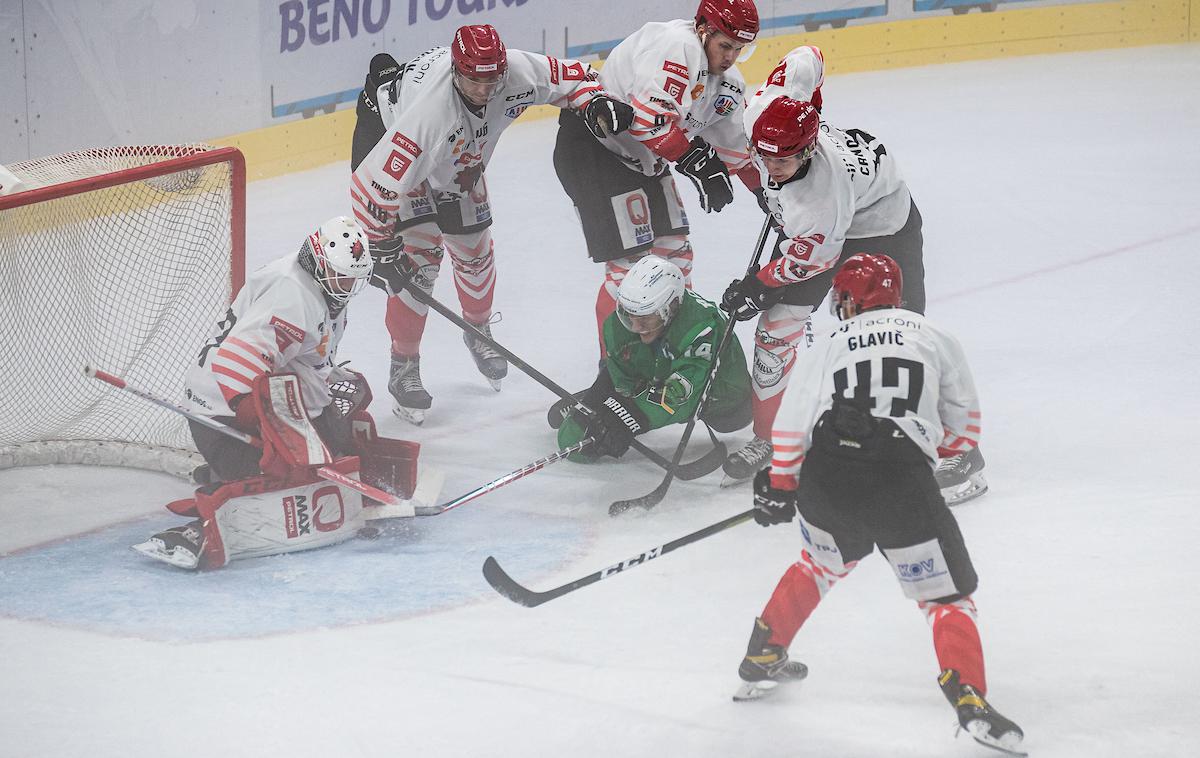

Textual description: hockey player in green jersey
[552,255,752,461]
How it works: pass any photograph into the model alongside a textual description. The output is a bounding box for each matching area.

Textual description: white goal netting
[0,145,245,477]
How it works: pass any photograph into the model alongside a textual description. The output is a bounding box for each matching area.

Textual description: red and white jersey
[594,19,752,176]
[754,123,912,289]
[743,45,825,132]
[184,254,348,419]
[351,46,602,241]
[769,309,981,488]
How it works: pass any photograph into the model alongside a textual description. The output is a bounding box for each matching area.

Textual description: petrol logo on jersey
[713,94,737,116]
[269,316,305,351]
[662,60,688,77]
[390,132,422,158]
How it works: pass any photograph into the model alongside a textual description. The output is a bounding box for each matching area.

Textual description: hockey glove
[722,271,779,322]
[583,94,635,139]
[584,394,649,458]
[359,53,402,116]
[752,468,797,527]
[369,237,416,295]
[646,371,695,413]
[674,137,734,213]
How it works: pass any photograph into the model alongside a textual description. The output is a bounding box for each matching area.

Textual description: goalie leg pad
[190,457,368,569]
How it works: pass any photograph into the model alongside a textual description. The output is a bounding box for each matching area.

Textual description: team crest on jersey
[767,62,787,88]
[663,77,687,104]
[383,150,412,182]
[713,94,737,115]
[505,104,529,119]
[752,346,786,388]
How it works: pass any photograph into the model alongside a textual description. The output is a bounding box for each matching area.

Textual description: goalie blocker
[135,372,422,570]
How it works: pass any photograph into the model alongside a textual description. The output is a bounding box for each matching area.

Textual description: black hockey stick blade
[674,426,727,481]
[483,509,755,607]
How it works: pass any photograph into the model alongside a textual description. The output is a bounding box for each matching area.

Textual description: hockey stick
[428,438,593,515]
[608,216,772,516]
[83,366,435,516]
[482,508,755,607]
[382,279,725,480]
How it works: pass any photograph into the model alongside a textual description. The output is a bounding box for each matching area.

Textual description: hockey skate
[936,446,988,506]
[389,354,433,426]
[733,618,809,701]
[721,436,773,487]
[132,520,205,570]
[939,669,1025,756]
[463,321,507,391]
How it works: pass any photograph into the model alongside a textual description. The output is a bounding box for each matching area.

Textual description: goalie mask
[831,253,903,320]
[299,216,373,305]
[616,255,685,341]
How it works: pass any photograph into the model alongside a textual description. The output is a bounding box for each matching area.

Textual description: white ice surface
[3,45,1199,757]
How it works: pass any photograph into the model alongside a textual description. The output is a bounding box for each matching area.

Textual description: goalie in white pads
[135,217,422,570]
[735,255,1023,756]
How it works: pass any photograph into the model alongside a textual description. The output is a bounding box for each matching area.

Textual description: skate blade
[486,377,502,392]
[392,404,426,426]
[131,541,198,570]
[720,473,752,488]
[964,721,1026,756]
[942,473,988,507]
[733,680,783,702]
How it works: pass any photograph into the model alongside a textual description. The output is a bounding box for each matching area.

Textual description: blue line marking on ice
[0,508,587,642]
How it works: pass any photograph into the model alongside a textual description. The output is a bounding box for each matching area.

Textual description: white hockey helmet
[300,216,373,304]
[616,255,686,336]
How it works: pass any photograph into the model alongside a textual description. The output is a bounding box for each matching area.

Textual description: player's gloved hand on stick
[647,371,694,411]
[674,137,734,213]
[752,187,781,231]
[583,394,649,458]
[369,237,416,295]
[583,94,635,139]
[752,468,797,527]
[722,270,779,321]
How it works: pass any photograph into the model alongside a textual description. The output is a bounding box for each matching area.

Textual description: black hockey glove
[359,53,402,116]
[583,394,649,458]
[752,468,797,527]
[721,270,779,322]
[674,137,734,213]
[583,94,635,139]
[752,187,782,231]
[369,236,416,295]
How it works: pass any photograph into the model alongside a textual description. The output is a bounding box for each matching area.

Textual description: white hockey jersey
[594,19,752,176]
[743,45,825,135]
[351,46,602,241]
[184,254,349,419]
[769,309,981,486]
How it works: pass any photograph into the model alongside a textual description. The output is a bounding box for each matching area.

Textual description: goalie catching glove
[752,468,797,527]
[583,94,635,139]
[674,137,734,213]
[582,394,650,458]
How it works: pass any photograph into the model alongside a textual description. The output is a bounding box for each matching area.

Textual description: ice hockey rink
[2,44,1198,757]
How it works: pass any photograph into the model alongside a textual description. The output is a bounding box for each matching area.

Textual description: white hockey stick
[83,366,438,517]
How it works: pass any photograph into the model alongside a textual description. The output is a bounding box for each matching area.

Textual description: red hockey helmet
[452,24,507,80]
[752,97,820,158]
[831,254,903,319]
[696,0,760,43]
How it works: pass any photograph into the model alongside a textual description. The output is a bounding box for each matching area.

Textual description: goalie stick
[608,216,772,516]
[84,366,436,517]
[380,277,725,481]
[482,508,755,607]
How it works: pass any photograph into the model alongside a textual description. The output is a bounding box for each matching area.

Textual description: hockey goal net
[0,144,245,477]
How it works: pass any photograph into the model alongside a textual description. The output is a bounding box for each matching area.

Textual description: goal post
[0,144,246,478]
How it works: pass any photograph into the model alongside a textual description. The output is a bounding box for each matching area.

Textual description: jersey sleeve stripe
[212,364,256,393]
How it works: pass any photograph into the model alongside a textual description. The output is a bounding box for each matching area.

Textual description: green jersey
[602,291,750,429]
